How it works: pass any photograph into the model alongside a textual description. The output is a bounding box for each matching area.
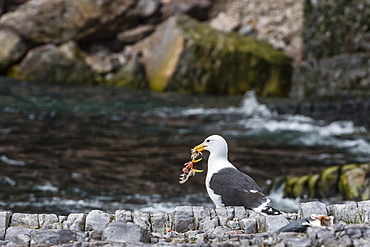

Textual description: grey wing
[210,168,269,209]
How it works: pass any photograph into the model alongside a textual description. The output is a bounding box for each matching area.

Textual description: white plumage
[193,135,281,215]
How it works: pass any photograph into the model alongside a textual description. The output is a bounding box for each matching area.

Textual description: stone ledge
[0,200,370,246]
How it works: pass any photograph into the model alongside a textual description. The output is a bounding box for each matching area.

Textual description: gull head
[192,135,228,157]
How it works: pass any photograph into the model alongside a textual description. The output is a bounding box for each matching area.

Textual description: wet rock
[280,163,370,201]
[172,206,194,233]
[38,214,59,229]
[257,215,289,232]
[10,213,39,229]
[105,51,148,89]
[162,0,212,21]
[0,211,11,240]
[299,201,327,218]
[13,41,93,85]
[339,163,370,200]
[0,28,28,72]
[132,14,292,96]
[5,226,32,246]
[85,210,110,233]
[63,213,86,231]
[0,0,136,44]
[102,222,150,243]
[29,229,85,246]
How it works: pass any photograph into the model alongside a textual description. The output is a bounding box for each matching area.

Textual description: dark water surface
[0,79,369,214]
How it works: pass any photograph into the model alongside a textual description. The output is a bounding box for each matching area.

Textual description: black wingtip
[260,206,282,215]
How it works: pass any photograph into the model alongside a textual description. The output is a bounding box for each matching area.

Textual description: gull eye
[206,139,210,143]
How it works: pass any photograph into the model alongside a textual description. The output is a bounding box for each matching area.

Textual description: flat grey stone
[10,213,39,229]
[102,222,150,243]
[239,218,257,234]
[5,226,32,245]
[257,215,289,233]
[299,201,327,218]
[38,214,59,229]
[63,213,86,231]
[327,202,360,224]
[30,229,84,246]
[115,210,132,223]
[85,210,110,232]
[172,206,194,233]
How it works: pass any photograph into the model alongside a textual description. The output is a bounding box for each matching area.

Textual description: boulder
[132,15,292,96]
[298,201,327,219]
[11,41,93,85]
[85,210,111,232]
[172,206,195,233]
[0,0,137,44]
[102,222,150,243]
[105,52,148,89]
[257,215,289,232]
[5,226,32,246]
[0,28,28,72]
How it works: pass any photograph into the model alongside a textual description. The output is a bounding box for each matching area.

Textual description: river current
[0,79,369,214]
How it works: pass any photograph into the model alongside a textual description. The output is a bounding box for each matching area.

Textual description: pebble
[1,201,370,246]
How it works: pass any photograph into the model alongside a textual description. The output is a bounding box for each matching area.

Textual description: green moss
[318,165,340,198]
[339,164,366,200]
[5,64,20,78]
[292,175,311,198]
[165,15,292,96]
[307,174,320,198]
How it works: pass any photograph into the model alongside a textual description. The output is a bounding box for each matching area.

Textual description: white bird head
[192,135,228,158]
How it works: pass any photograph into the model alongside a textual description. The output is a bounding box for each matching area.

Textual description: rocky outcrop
[291,0,370,98]
[2,201,370,246]
[0,0,297,95]
[0,28,28,73]
[0,0,139,44]
[280,163,370,200]
[11,41,93,85]
[131,15,292,96]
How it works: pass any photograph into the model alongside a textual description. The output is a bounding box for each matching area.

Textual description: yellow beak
[192,144,207,153]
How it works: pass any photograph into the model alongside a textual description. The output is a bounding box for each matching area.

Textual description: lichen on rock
[132,14,292,96]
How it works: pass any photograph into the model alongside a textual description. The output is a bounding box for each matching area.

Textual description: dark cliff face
[292,0,370,99]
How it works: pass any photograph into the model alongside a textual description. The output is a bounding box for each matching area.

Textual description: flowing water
[0,79,369,215]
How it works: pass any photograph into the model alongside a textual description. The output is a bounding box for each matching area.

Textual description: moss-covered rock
[0,28,28,73]
[105,54,148,89]
[132,14,292,96]
[278,162,370,200]
[10,41,93,85]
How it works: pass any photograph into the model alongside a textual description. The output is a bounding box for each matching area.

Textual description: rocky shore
[1,200,370,246]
